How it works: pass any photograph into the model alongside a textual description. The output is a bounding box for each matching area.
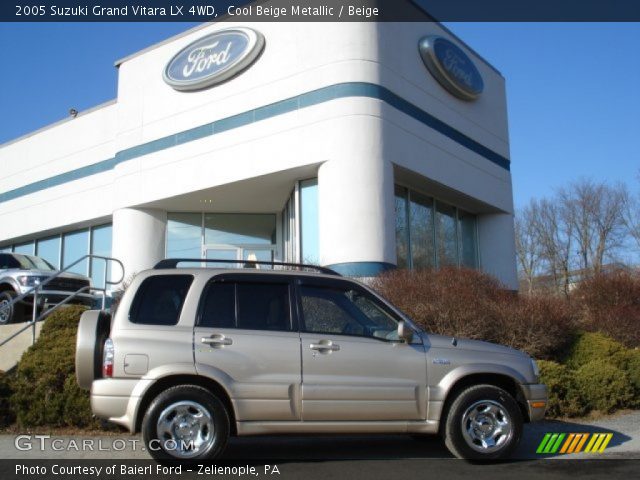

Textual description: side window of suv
[300,285,399,340]
[199,280,291,332]
[129,275,193,325]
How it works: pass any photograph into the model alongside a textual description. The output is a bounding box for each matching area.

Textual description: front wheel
[443,384,523,460]
[0,291,23,325]
[142,385,229,462]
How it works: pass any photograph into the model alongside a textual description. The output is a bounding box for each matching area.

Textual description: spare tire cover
[75,310,111,390]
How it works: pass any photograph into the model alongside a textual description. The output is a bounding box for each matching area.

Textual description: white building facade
[0,18,518,289]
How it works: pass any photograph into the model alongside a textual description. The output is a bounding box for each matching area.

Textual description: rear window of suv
[129,275,193,325]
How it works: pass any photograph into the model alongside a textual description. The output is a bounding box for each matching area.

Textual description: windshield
[14,254,56,271]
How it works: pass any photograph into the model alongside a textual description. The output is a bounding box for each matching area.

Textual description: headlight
[17,275,49,287]
[531,358,540,382]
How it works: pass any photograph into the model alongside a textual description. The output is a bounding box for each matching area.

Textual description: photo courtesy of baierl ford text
[0,1,639,479]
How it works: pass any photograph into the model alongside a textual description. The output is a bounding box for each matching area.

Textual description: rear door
[297,279,428,421]
[193,274,302,421]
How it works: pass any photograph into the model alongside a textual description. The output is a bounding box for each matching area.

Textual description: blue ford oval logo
[163,27,265,91]
[419,36,484,101]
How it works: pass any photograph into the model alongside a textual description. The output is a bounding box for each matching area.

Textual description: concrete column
[111,208,167,283]
[318,116,396,276]
[477,213,518,290]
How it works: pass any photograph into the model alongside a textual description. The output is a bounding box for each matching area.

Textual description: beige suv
[76,260,546,461]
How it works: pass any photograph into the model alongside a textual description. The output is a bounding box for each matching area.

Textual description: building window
[1,224,113,287]
[166,213,277,265]
[14,241,35,255]
[300,178,319,264]
[282,189,297,263]
[395,185,479,270]
[91,224,113,289]
[204,214,275,246]
[167,213,202,259]
[459,210,479,268]
[62,229,90,275]
[409,191,435,269]
[435,202,458,266]
[36,236,61,269]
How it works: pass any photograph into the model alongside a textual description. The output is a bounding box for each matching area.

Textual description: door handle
[201,334,233,347]
[310,341,340,352]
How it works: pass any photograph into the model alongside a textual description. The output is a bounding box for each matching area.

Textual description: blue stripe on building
[0,82,510,204]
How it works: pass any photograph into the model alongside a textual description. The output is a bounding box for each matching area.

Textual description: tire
[142,385,230,462]
[443,384,523,461]
[0,290,24,325]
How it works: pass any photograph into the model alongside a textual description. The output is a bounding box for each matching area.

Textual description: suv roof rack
[154,258,341,276]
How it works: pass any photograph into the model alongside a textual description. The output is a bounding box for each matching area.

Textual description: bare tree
[515,206,542,295]
[530,198,574,297]
[623,171,640,251]
[559,179,628,275]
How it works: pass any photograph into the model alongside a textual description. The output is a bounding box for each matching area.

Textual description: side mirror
[397,321,414,343]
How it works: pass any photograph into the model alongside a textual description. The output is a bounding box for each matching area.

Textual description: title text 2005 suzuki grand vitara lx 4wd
[76,259,546,461]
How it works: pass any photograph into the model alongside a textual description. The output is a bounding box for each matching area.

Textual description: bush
[611,349,640,408]
[10,305,99,428]
[572,271,640,348]
[538,360,585,417]
[0,371,15,428]
[564,332,626,369]
[371,268,575,359]
[573,360,635,413]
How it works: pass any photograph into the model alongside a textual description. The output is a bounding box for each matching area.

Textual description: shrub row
[572,270,640,348]
[371,267,575,359]
[539,332,640,417]
[0,371,14,428]
[9,305,100,428]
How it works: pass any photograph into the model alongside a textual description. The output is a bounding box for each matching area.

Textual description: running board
[236,420,439,436]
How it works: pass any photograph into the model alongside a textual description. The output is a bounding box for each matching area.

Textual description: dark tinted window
[237,282,290,331]
[0,254,20,269]
[199,282,235,328]
[129,275,193,325]
[300,285,399,340]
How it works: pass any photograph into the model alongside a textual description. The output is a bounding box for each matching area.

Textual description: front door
[194,274,301,421]
[297,279,428,421]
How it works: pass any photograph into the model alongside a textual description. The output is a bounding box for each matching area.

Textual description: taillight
[102,338,114,378]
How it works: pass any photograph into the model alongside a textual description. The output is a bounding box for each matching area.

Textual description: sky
[0,22,639,209]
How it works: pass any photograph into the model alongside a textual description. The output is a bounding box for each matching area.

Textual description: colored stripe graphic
[584,434,599,452]
[585,433,614,453]
[537,432,613,455]
[536,433,551,453]
[538,433,567,453]
[559,433,575,453]
[598,433,613,453]
[536,433,552,453]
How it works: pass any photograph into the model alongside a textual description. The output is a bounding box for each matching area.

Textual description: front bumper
[520,383,548,422]
[18,290,96,308]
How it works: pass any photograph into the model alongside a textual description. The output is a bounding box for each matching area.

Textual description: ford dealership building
[0,16,518,289]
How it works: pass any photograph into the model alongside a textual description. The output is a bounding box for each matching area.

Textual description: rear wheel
[0,290,23,325]
[443,384,522,460]
[142,385,229,462]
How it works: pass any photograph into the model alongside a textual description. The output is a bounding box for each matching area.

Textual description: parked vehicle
[76,259,547,461]
[0,253,94,325]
